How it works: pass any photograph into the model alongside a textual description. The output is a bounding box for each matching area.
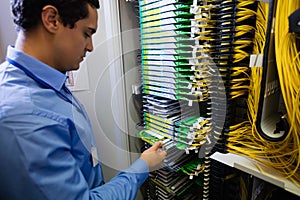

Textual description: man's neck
[15,29,55,69]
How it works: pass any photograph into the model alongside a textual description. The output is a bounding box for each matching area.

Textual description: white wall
[73,0,142,183]
[0,1,17,62]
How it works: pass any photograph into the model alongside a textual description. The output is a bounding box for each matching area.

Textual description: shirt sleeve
[90,159,149,199]
[0,114,148,200]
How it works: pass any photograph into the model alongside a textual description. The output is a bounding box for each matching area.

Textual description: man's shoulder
[0,66,32,115]
[0,75,66,122]
[0,64,74,126]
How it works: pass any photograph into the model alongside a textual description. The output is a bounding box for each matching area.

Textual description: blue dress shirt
[0,46,148,200]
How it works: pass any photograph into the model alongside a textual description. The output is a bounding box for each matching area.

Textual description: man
[0,0,166,199]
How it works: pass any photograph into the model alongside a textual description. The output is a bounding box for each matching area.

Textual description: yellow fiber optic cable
[226,0,300,185]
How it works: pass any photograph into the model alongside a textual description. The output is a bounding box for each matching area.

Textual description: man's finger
[149,141,163,151]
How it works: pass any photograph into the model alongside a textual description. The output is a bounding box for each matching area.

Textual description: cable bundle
[139,0,216,155]
[207,0,258,199]
[271,0,300,185]
[226,0,300,187]
[138,1,214,199]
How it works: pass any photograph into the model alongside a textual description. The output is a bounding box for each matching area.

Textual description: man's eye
[85,33,91,38]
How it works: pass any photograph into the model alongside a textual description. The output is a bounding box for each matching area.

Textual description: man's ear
[41,5,60,33]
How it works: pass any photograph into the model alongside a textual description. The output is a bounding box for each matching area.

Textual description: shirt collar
[6,46,67,92]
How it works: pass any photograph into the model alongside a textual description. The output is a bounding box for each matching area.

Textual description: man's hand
[140,142,167,172]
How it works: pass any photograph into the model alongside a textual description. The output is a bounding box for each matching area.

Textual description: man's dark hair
[10,0,100,32]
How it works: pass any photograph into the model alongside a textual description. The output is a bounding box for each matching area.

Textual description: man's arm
[0,114,164,200]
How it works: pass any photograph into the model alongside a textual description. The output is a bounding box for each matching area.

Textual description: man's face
[54,4,98,72]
